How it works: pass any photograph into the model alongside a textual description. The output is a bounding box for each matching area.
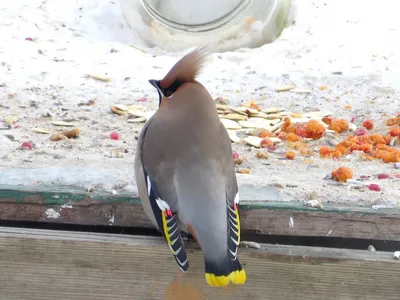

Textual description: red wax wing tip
[368,184,381,191]
[233,203,237,211]
[377,174,390,179]
[110,131,120,140]
[166,209,173,217]
[21,141,32,150]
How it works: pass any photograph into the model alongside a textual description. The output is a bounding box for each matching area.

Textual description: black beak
[148,79,159,89]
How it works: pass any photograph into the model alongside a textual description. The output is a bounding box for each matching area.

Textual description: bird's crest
[149,46,210,101]
[160,46,209,89]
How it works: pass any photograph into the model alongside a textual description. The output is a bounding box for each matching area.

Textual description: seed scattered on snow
[127,117,147,123]
[237,168,250,174]
[114,104,127,111]
[220,118,242,130]
[290,88,312,94]
[275,85,295,92]
[220,113,248,121]
[51,121,75,127]
[244,136,263,148]
[86,73,111,82]
[127,109,155,120]
[262,107,284,114]
[227,130,241,143]
[32,128,50,134]
[110,105,127,116]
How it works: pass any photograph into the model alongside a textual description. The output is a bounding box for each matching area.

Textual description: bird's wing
[135,119,189,272]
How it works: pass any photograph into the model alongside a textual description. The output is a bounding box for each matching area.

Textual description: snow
[0,0,400,207]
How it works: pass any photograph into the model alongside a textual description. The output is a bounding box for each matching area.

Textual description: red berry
[109,131,120,140]
[362,120,374,130]
[21,141,32,150]
[232,151,239,159]
[377,174,390,179]
[355,128,366,136]
[368,184,381,191]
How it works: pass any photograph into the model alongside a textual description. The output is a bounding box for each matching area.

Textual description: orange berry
[258,130,273,138]
[360,143,372,153]
[357,135,372,145]
[305,119,325,139]
[362,119,374,130]
[277,131,288,140]
[285,150,296,160]
[332,166,353,182]
[329,119,349,133]
[319,146,333,158]
[300,148,312,156]
[287,132,300,142]
[333,150,342,158]
[281,117,292,132]
[386,117,399,126]
[350,144,362,152]
[335,144,350,155]
[286,124,297,134]
[289,141,307,150]
[376,144,388,150]
[389,127,400,137]
[260,138,274,148]
[321,116,332,125]
[370,134,386,145]
[382,151,400,163]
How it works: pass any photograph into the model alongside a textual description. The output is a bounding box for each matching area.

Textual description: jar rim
[140,0,252,32]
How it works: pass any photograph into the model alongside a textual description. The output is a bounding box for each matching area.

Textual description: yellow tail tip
[205,269,247,287]
[205,273,230,287]
[230,269,247,285]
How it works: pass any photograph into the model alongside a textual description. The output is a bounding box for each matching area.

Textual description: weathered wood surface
[0,227,398,300]
[1,186,400,241]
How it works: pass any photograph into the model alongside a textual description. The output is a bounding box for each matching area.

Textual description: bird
[134,46,246,287]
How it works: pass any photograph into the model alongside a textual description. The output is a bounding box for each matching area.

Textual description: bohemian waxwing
[134,46,246,287]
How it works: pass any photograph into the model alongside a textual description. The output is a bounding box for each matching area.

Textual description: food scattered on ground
[110,131,120,140]
[331,166,353,182]
[21,141,32,150]
[50,128,80,141]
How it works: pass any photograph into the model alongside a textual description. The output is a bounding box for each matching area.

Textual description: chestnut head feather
[149,46,209,105]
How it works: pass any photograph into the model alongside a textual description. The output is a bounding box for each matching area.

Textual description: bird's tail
[204,256,246,287]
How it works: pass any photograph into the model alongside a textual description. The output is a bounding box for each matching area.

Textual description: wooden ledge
[1,186,400,241]
[0,227,398,300]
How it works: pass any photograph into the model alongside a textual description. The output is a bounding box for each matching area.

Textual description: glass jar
[119,0,295,52]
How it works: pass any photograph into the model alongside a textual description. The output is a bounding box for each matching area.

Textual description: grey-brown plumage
[134,47,246,287]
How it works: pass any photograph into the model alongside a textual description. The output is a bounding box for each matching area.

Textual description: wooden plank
[0,227,398,300]
[1,186,400,241]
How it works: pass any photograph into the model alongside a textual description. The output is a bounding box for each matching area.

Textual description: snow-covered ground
[0,0,399,207]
